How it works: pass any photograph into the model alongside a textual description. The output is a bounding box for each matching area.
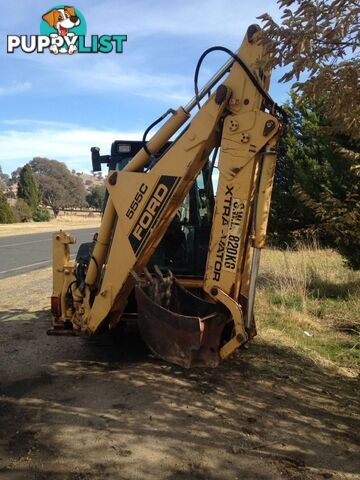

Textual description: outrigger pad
[135,275,228,368]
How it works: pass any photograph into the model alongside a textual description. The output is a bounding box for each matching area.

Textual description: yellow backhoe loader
[50,25,285,368]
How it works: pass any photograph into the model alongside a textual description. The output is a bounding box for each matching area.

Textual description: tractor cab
[90,140,215,277]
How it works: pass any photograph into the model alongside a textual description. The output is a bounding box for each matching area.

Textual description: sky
[0,0,290,174]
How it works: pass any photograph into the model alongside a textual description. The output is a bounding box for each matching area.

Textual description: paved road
[0,228,98,280]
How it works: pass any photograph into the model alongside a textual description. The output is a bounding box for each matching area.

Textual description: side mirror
[91,147,102,172]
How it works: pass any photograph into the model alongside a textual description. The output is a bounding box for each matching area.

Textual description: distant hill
[72,171,105,191]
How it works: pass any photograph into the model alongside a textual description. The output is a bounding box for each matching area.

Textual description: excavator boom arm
[51,25,282,367]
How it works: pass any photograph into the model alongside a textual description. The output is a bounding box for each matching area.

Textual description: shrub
[33,207,51,222]
[0,191,15,223]
[86,185,105,210]
[13,198,33,222]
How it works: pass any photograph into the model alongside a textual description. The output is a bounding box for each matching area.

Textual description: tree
[295,184,360,270]
[17,164,40,212]
[0,191,15,223]
[259,0,360,139]
[30,158,87,217]
[260,0,360,268]
[269,92,359,267]
[0,165,9,192]
[271,93,338,239]
[10,167,22,185]
[86,185,105,210]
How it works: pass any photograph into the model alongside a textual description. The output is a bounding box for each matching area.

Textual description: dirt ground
[0,269,359,480]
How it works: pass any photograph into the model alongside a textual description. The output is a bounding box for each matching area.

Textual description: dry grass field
[0,215,101,237]
[257,243,360,377]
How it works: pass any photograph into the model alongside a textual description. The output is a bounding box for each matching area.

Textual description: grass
[256,241,360,376]
[0,214,101,237]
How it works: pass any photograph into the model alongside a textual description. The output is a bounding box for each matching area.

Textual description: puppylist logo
[7,5,127,55]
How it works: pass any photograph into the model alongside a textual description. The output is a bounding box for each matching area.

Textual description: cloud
[67,58,192,103]
[0,81,31,96]
[3,52,192,104]
[1,119,78,128]
[86,0,281,41]
[0,123,142,173]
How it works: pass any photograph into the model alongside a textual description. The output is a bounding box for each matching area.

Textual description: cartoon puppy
[42,6,80,55]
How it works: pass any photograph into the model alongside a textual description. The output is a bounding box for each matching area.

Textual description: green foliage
[17,164,40,212]
[86,185,105,210]
[270,93,331,241]
[13,198,33,222]
[259,0,359,140]
[258,1,360,266]
[33,207,51,222]
[296,189,360,270]
[0,191,15,223]
[269,92,359,269]
[30,158,87,217]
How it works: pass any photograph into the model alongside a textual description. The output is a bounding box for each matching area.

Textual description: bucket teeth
[143,268,154,285]
[154,265,165,282]
[130,270,142,284]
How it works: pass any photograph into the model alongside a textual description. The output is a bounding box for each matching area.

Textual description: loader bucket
[135,274,228,368]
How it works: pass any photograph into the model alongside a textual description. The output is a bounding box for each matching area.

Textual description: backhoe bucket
[135,272,228,368]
